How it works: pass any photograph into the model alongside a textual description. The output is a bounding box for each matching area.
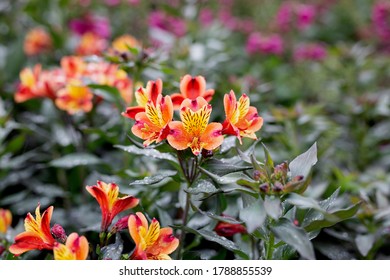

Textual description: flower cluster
[250,161,306,195]
[7,181,178,260]
[122,75,263,156]
[15,56,134,114]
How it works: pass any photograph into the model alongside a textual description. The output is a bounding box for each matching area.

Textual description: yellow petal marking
[181,104,211,135]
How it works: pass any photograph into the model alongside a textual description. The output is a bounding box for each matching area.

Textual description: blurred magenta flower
[274,2,317,32]
[199,8,214,27]
[246,32,284,55]
[275,2,293,32]
[372,2,390,42]
[104,0,121,5]
[149,11,186,37]
[293,43,327,61]
[296,4,317,30]
[69,13,111,38]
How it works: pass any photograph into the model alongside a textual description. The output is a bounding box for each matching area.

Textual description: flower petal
[167,121,192,151]
[200,122,224,151]
[180,75,206,99]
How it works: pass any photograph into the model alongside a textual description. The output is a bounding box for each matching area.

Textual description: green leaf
[304,203,361,232]
[220,136,237,153]
[129,170,177,185]
[271,218,315,260]
[115,145,179,166]
[262,143,274,172]
[286,193,323,212]
[101,233,123,260]
[239,197,266,233]
[49,153,102,168]
[355,234,375,257]
[186,179,220,195]
[289,142,318,178]
[88,84,124,110]
[264,196,282,220]
[202,159,252,176]
[181,226,249,259]
[198,167,253,185]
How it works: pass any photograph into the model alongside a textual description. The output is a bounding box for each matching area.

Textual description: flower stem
[266,232,275,260]
[177,191,191,260]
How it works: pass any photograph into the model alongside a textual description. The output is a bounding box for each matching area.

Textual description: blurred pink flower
[275,2,317,32]
[372,2,390,42]
[296,4,316,30]
[218,9,238,31]
[69,13,111,38]
[293,43,327,61]
[199,8,214,27]
[246,32,284,55]
[105,0,121,5]
[149,11,187,37]
[275,2,293,32]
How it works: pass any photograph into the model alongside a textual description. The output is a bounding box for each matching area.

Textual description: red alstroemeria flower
[122,79,162,119]
[53,233,89,260]
[215,221,247,237]
[9,204,56,256]
[222,90,263,144]
[170,74,215,109]
[128,212,179,260]
[86,181,139,232]
[167,97,223,156]
[131,94,173,146]
[0,208,12,234]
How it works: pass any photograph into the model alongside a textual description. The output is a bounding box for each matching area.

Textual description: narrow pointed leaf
[289,142,317,178]
[129,170,177,185]
[239,197,266,233]
[271,218,315,260]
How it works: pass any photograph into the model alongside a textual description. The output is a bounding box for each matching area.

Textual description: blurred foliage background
[0,0,390,259]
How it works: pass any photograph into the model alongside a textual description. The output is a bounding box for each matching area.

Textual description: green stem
[177,191,191,260]
[266,232,275,260]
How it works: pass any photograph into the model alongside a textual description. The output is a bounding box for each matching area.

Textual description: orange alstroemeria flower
[75,32,108,56]
[55,80,94,114]
[222,90,263,144]
[111,34,142,53]
[60,56,86,79]
[53,233,89,260]
[9,204,56,256]
[86,181,139,232]
[170,75,215,109]
[167,97,224,156]
[131,94,173,146]
[128,212,179,260]
[122,79,162,119]
[0,208,12,234]
[23,27,52,56]
[15,65,65,103]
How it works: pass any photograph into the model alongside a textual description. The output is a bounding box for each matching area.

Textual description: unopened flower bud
[253,170,261,181]
[259,182,270,193]
[201,149,214,158]
[215,221,247,237]
[110,215,130,235]
[274,162,288,180]
[291,175,304,182]
[272,181,284,193]
[51,224,67,243]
